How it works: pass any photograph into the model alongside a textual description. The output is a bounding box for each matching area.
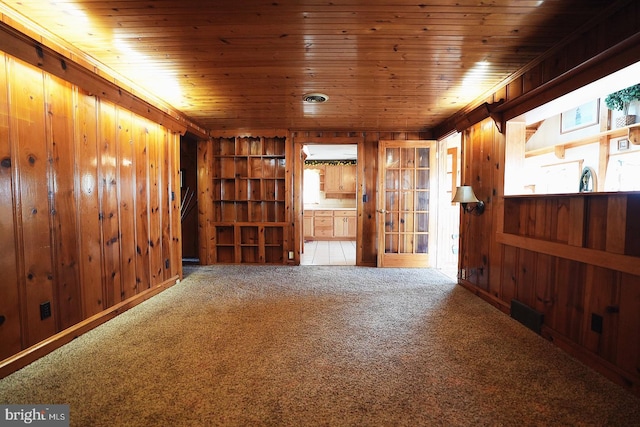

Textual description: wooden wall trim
[496,232,640,276]
[209,129,288,138]
[0,276,180,379]
[0,21,208,139]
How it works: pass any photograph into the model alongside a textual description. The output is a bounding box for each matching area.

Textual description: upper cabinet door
[325,164,356,194]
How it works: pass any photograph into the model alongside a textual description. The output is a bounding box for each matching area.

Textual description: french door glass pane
[416,169,430,189]
[386,148,400,168]
[401,148,415,167]
[417,148,430,167]
[385,170,399,190]
[416,212,429,232]
[416,234,428,253]
[401,170,414,190]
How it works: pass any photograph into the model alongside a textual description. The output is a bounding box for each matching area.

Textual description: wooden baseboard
[541,326,639,396]
[0,276,180,379]
[458,279,639,397]
[457,279,510,314]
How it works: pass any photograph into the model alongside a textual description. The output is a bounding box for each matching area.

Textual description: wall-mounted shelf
[525,123,640,158]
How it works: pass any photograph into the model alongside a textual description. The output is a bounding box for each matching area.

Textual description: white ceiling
[304,144,358,161]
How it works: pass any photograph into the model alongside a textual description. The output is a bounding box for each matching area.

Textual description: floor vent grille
[511,299,544,334]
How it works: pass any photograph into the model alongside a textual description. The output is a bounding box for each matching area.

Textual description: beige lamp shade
[452,186,479,204]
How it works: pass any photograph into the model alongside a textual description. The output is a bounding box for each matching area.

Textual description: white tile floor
[301,240,356,266]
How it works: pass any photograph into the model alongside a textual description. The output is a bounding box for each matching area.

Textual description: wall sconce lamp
[452,186,485,215]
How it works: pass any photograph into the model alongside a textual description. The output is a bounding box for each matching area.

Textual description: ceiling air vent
[302,93,329,103]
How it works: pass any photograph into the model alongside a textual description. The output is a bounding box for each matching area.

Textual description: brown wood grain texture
[170,132,182,278]
[605,196,627,255]
[617,273,640,378]
[360,133,378,266]
[624,195,640,257]
[45,73,82,331]
[488,124,505,299]
[585,197,608,251]
[534,253,556,320]
[134,117,151,291]
[161,128,172,280]
[8,58,57,347]
[500,245,517,305]
[98,100,121,308]
[75,89,104,318]
[582,266,620,363]
[147,123,163,285]
[197,138,213,265]
[554,258,585,343]
[116,107,138,301]
[516,249,536,308]
[0,54,22,359]
[0,50,181,376]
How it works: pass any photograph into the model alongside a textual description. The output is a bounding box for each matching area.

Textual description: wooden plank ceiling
[0,0,615,132]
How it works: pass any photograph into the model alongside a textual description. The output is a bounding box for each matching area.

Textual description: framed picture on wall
[561,99,599,133]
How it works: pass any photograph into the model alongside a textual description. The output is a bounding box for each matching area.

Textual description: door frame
[293,135,364,265]
[376,140,438,268]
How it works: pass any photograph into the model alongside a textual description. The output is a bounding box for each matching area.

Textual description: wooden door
[377,141,437,267]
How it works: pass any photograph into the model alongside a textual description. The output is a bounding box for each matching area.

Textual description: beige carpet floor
[1,265,639,426]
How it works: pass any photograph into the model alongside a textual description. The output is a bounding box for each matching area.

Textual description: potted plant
[605,83,640,127]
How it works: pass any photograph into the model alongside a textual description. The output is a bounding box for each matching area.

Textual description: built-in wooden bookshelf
[210,136,287,263]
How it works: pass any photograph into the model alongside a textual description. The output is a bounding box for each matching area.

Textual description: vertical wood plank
[134,117,151,291]
[516,249,537,308]
[582,266,620,364]
[605,195,626,254]
[488,123,505,299]
[98,100,121,307]
[360,132,378,266]
[567,197,585,247]
[625,194,640,257]
[616,273,640,377]
[170,132,182,278]
[8,58,56,346]
[116,107,137,301]
[75,89,104,317]
[585,197,607,251]
[501,245,518,304]
[0,54,22,359]
[555,197,570,244]
[45,73,82,330]
[161,128,172,280]
[197,138,213,264]
[147,123,163,285]
[554,258,585,343]
[534,254,556,320]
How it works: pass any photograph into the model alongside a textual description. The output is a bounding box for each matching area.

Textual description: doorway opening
[180,133,199,265]
[301,144,357,266]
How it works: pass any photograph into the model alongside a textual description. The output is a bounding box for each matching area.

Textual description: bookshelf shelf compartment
[209,136,288,264]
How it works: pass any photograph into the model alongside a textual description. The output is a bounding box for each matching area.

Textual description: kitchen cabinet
[333,210,357,238]
[325,164,356,195]
[313,210,334,238]
[303,211,314,239]
[305,209,356,240]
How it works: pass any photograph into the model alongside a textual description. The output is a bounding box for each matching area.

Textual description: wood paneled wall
[0,53,182,367]
[458,118,640,394]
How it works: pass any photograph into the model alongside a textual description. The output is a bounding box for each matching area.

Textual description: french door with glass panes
[377,141,437,267]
